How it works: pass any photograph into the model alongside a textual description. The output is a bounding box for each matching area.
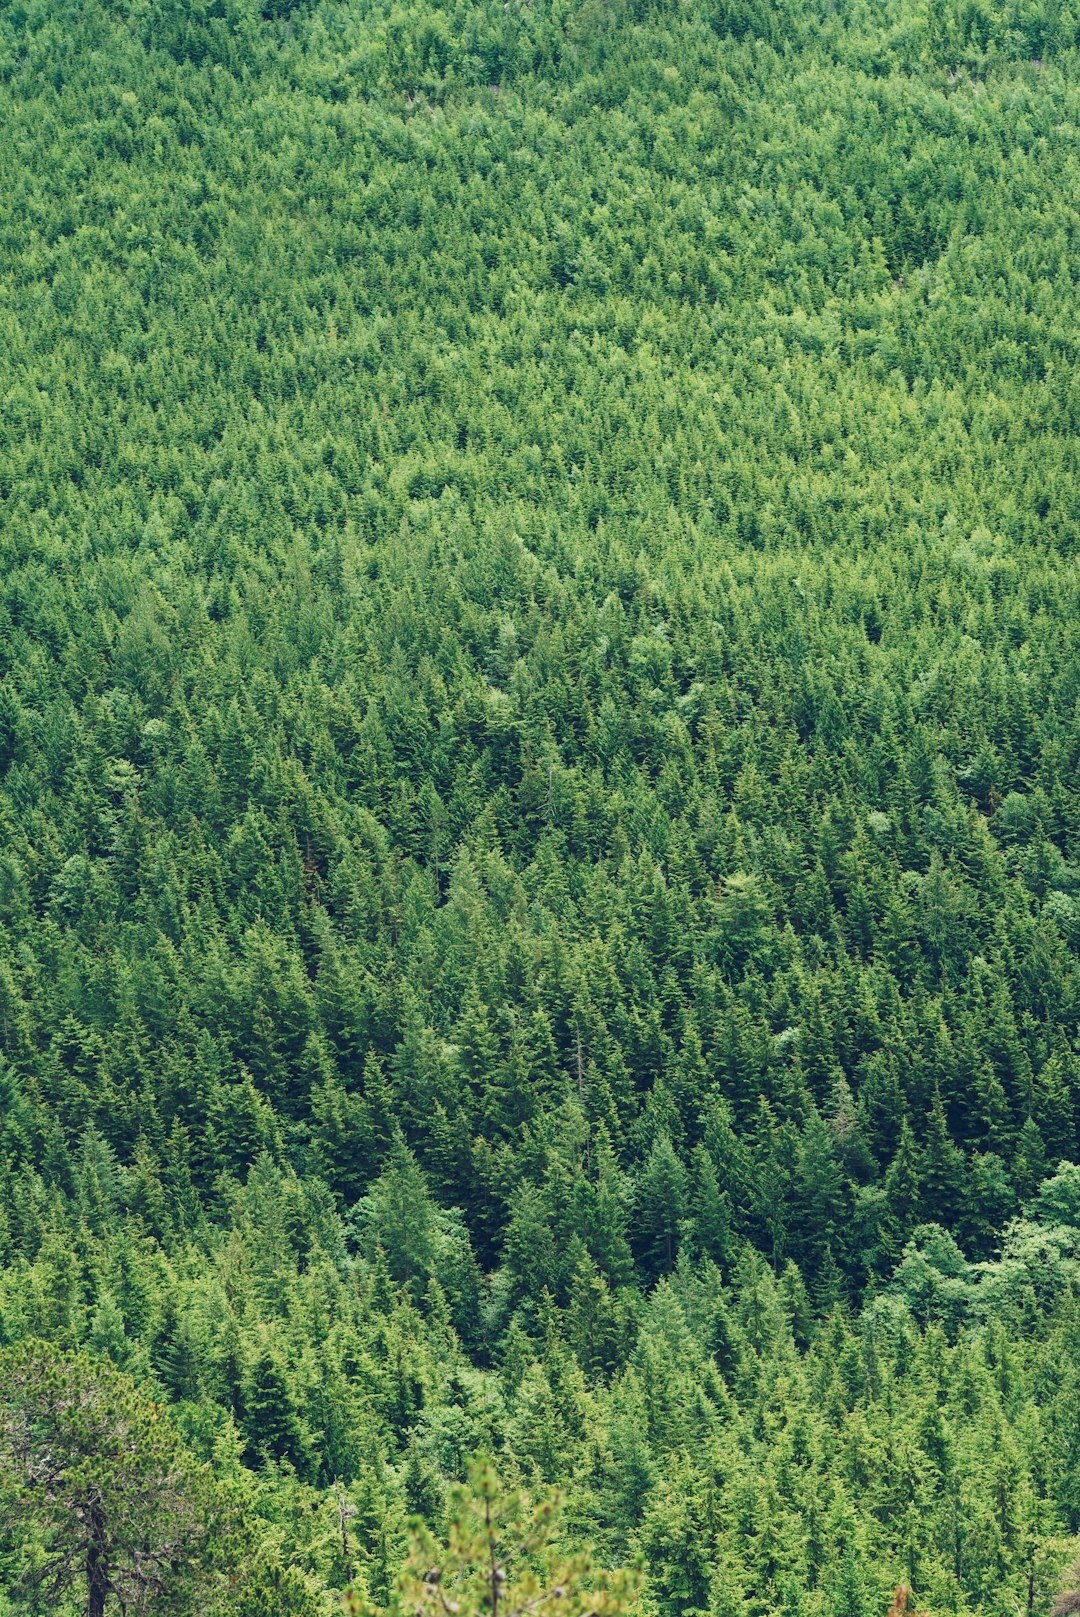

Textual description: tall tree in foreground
[0,1339,217,1617]
[347,1458,641,1617]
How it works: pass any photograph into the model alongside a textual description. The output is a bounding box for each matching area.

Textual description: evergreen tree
[634,1133,690,1282]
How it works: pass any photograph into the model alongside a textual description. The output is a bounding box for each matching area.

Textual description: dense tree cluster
[0,0,1079,1611]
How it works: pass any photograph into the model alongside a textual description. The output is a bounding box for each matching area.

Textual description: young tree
[0,1340,218,1617]
[346,1457,640,1617]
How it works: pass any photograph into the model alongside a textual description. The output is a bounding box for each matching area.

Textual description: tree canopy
[0,0,1079,1611]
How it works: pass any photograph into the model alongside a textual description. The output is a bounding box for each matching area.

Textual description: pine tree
[0,1342,222,1617]
[634,1133,689,1281]
[1013,1116,1049,1203]
[921,1087,963,1226]
[241,1346,310,1476]
[883,1118,923,1257]
[689,1142,733,1269]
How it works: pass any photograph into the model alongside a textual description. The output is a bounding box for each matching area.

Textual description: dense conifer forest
[1,0,1080,1611]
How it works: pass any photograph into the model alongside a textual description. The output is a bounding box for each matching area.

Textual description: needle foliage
[0,0,1079,1612]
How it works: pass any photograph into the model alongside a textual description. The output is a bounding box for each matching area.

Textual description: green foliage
[0,0,1079,1610]
[345,1458,641,1617]
[0,1340,221,1613]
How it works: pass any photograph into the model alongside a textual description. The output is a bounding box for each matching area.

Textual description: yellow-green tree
[346,1460,640,1617]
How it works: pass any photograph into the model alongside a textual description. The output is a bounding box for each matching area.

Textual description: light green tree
[346,1459,640,1617]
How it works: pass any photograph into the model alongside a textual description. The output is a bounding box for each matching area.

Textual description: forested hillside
[1,0,1080,1611]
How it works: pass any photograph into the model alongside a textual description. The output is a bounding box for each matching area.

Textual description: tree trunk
[87,1554,108,1617]
[87,1509,109,1617]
